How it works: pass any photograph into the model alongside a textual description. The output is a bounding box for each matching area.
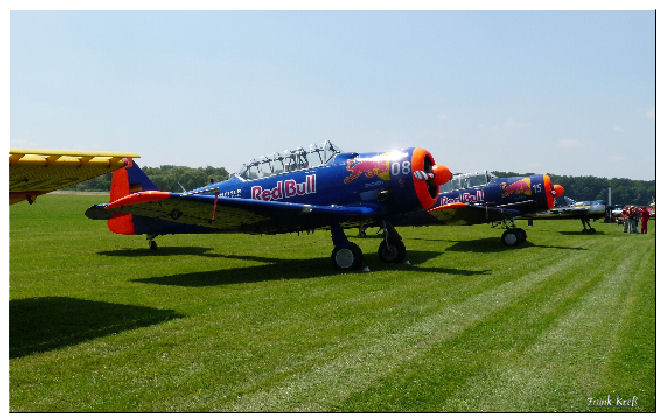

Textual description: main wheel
[501,229,519,246]
[515,228,527,243]
[331,242,363,270]
[378,238,407,263]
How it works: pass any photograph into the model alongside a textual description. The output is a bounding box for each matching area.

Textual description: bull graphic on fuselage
[344,158,391,184]
[501,178,532,198]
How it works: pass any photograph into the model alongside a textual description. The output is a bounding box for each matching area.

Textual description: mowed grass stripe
[592,239,655,409]
[427,236,651,412]
[228,250,587,411]
[335,234,615,411]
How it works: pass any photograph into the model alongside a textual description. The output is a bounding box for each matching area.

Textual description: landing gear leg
[330,224,363,270]
[581,218,597,234]
[146,234,158,250]
[378,221,407,263]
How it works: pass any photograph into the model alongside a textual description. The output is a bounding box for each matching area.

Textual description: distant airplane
[388,171,570,245]
[86,141,452,270]
[9,149,140,205]
[522,198,606,234]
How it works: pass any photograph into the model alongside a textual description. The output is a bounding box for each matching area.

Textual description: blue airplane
[386,171,567,245]
[86,141,452,270]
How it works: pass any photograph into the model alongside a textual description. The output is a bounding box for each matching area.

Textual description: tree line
[63,165,230,193]
[65,166,654,207]
[493,172,655,207]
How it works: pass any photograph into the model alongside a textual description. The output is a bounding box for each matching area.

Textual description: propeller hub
[554,184,564,197]
[432,165,452,186]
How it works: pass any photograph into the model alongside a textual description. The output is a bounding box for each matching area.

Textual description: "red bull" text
[440,190,485,205]
[251,174,317,201]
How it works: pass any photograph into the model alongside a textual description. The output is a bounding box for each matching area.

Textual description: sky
[9,9,656,180]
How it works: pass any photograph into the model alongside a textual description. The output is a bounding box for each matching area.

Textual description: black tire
[378,238,407,263]
[331,242,363,270]
[149,240,158,250]
[589,228,597,234]
[515,228,527,243]
[501,230,519,246]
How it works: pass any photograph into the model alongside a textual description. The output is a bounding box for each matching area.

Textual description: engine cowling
[410,147,451,209]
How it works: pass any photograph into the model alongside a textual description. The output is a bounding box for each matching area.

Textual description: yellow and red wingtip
[106,191,172,209]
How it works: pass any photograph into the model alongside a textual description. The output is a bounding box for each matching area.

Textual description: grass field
[9,194,655,412]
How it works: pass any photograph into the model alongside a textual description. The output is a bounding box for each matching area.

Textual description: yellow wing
[9,149,140,205]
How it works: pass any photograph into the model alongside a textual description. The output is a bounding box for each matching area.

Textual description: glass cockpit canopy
[238,140,343,180]
[438,171,495,193]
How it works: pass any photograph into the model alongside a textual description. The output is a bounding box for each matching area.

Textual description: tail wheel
[378,238,407,263]
[149,240,158,251]
[501,229,519,246]
[331,242,363,270]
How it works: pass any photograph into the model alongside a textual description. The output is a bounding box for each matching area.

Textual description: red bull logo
[344,158,390,184]
[251,174,317,201]
[501,178,532,198]
[440,190,485,205]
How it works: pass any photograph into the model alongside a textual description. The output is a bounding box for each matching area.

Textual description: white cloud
[646,107,655,119]
[613,125,624,133]
[504,118,532,129]
[558,138,582,149]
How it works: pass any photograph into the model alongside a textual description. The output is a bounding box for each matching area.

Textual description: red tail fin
[108,158,135,235]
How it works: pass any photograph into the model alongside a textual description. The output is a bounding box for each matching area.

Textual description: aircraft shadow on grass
[130,250,491,287]
[9,297,183,359]
[97,247,224,258]
[410,237,587,252]
[556,230,606,236]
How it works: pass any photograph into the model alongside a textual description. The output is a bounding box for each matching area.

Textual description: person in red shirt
[639,207,650,234]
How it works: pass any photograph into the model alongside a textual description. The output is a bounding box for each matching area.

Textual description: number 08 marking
[391,160,411,176]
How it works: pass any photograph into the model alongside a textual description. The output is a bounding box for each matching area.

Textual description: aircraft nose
[554,184,564,197]
[432,165,452,186]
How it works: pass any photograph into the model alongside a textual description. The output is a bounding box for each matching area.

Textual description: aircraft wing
[426,202,522,226]
[85,190,380,234]
[521,204,606,221]
[9,149,140,205]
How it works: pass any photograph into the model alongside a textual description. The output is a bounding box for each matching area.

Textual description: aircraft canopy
[438,171,495,193]
[238,140,343,180]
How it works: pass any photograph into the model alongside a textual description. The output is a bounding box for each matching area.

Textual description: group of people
[622,206,650,234]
